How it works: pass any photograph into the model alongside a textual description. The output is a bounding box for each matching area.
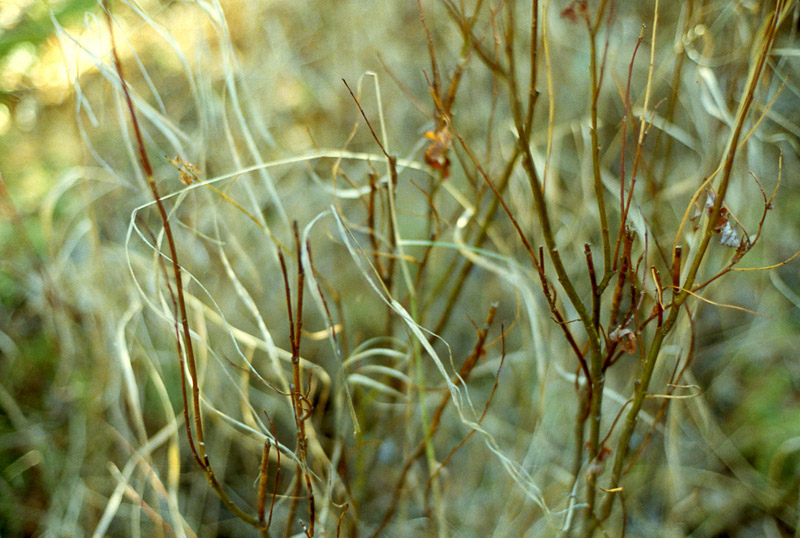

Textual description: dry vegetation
[2,1,800,537]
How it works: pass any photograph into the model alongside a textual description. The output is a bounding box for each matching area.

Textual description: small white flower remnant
[692,189,741,249]
[719,221,740,248]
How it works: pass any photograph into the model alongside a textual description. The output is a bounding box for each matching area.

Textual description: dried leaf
[423,127,452,178]
[561,0,588,23]
[609,326,637,354]
[167,155,201,185]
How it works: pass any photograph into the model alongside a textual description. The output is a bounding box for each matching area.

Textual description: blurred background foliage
[1,1,800,537]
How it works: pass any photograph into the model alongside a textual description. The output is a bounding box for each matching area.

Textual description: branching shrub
[3,1,800,537]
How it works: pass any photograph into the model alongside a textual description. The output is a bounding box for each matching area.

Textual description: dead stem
[104,1,260,528]
[596,6,787,528]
